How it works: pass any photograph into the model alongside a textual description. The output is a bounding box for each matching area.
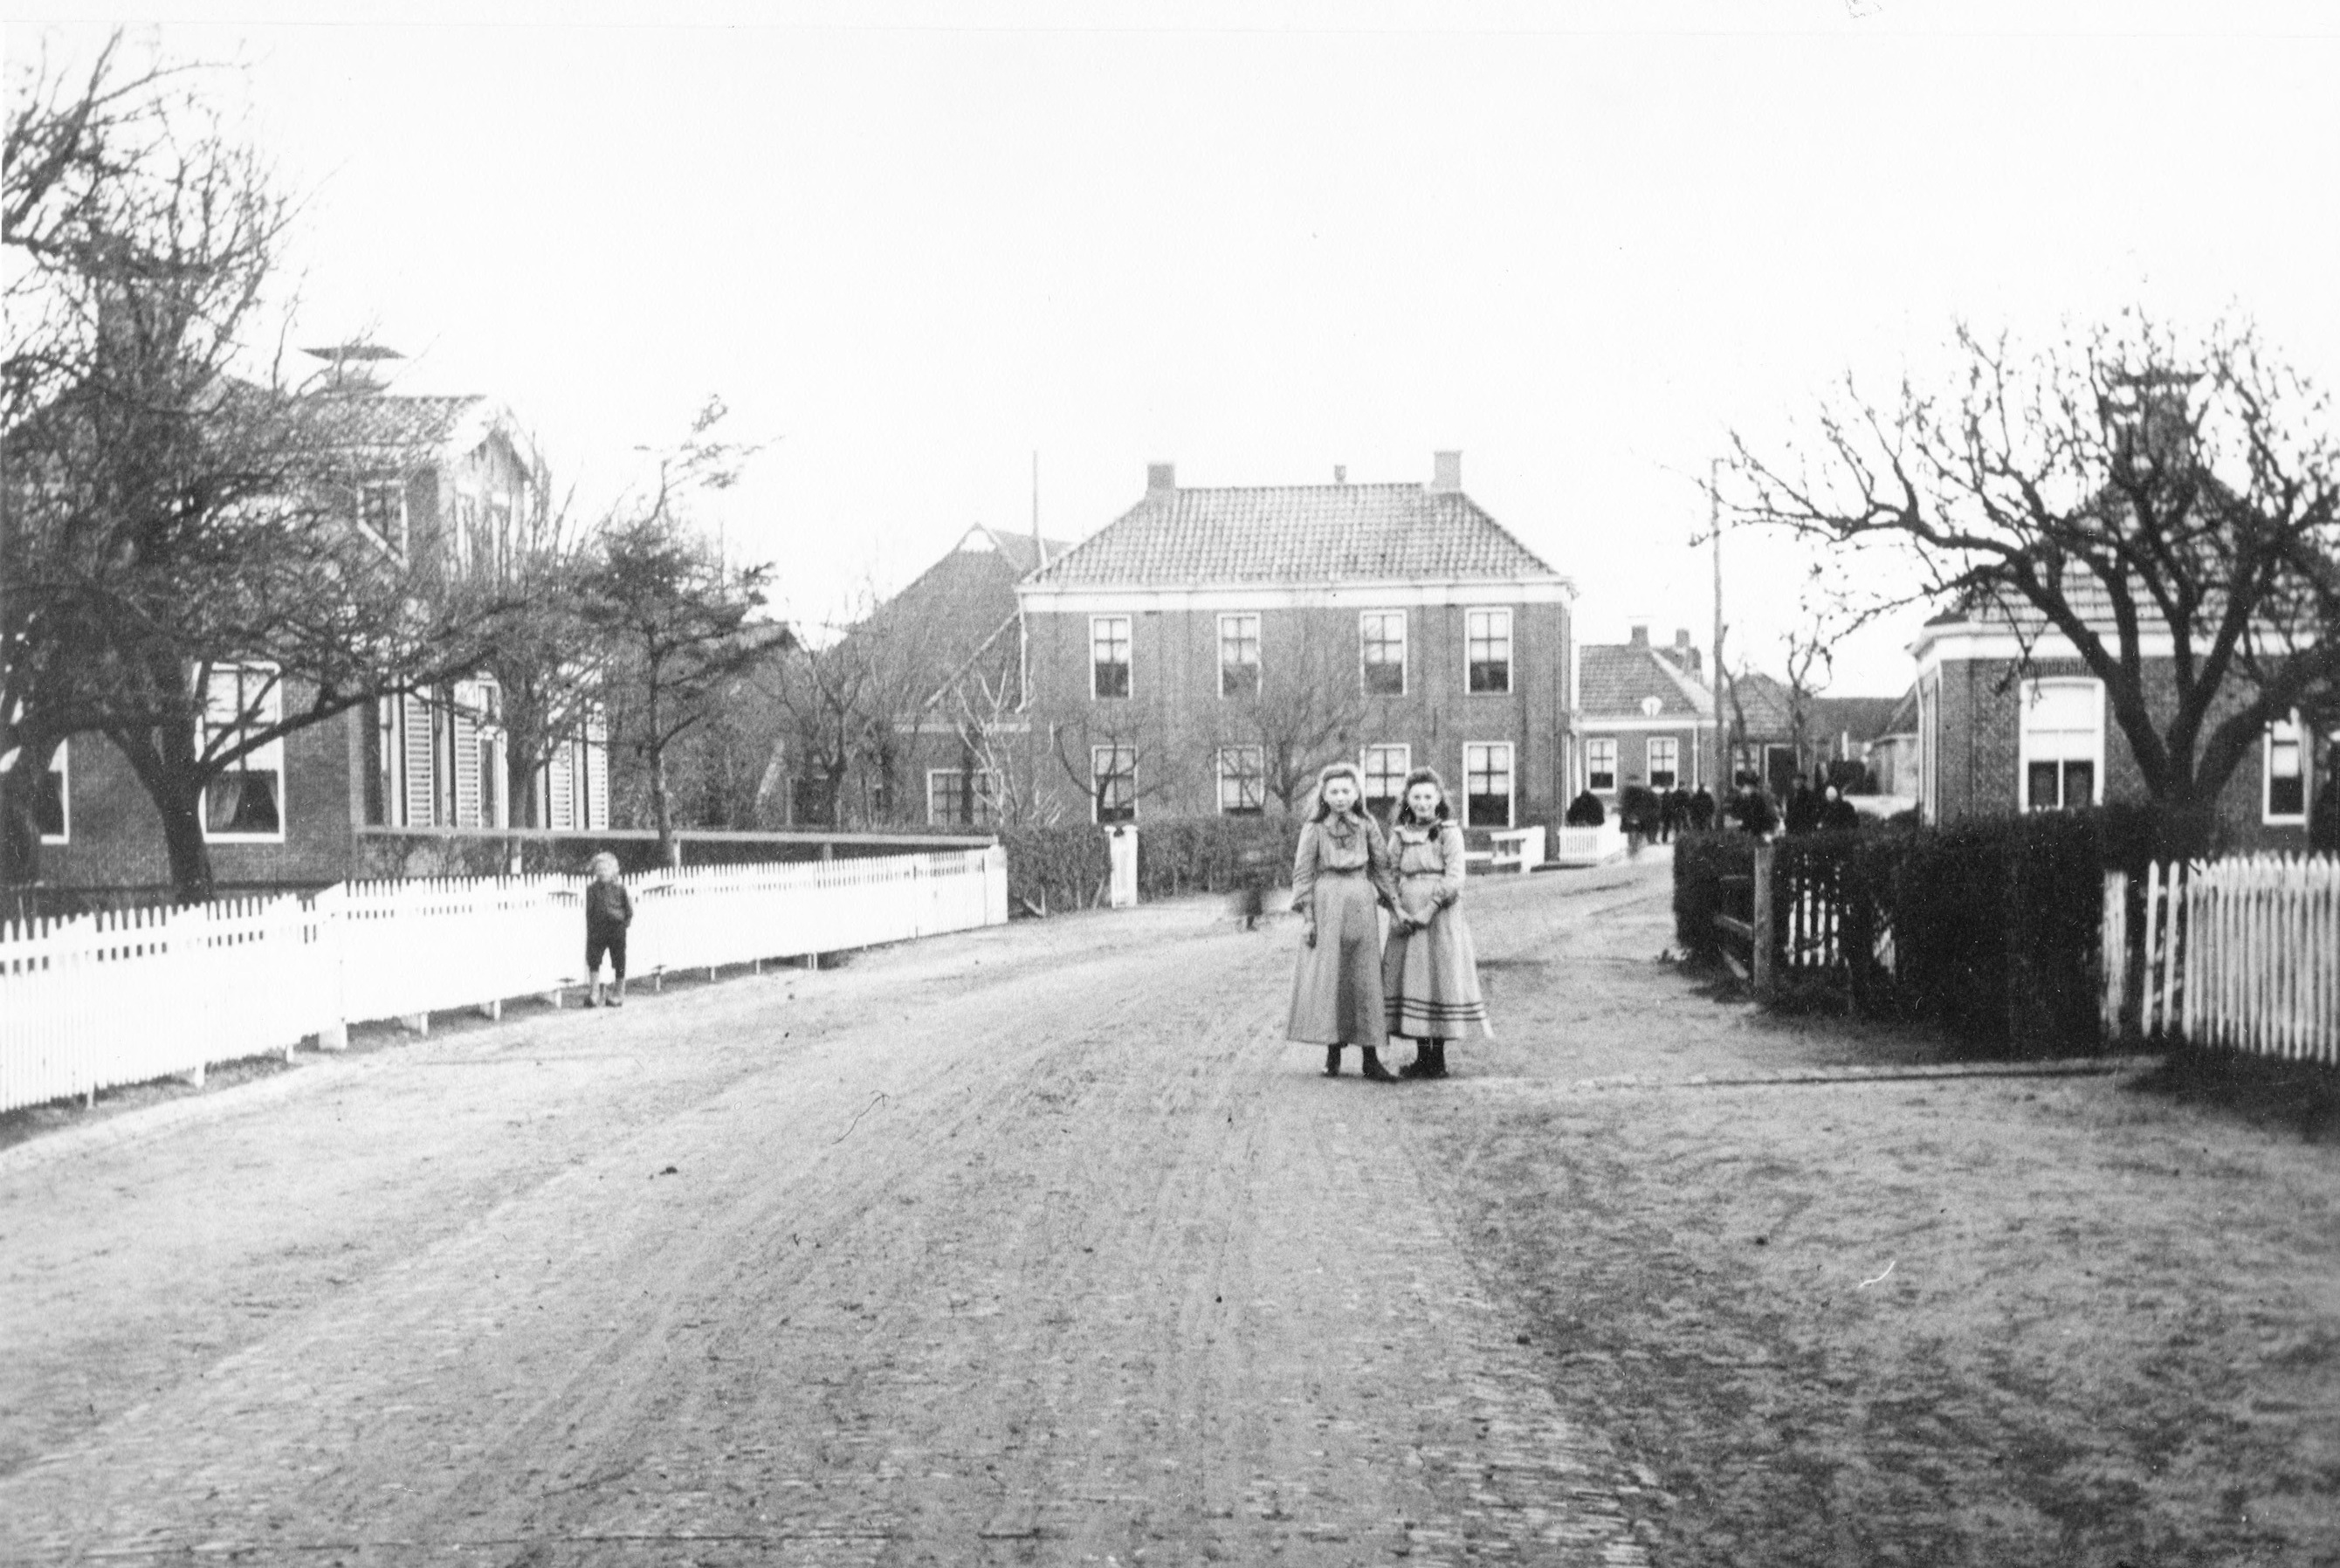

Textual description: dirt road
[0,868,1663,1566]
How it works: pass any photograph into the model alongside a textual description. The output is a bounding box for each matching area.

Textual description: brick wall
[1933,654,2315,851]
[1022,597,1570,825]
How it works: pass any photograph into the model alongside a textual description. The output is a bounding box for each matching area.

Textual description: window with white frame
[1360,611,1407,696]
[451,492,478,574]
[33,739,69,843]
[1648,736,1680,790]
[1464,742,1514,829]
[1217,746,1265,815]
[1091,616,1132,699]
[1585,737,1617,793]
[2266,713,2306,823]
[1091,744,1137,823]
[202,664,286,840]
[2018,678,2103,811]
[928,767,1000,827]
[1466,608,1512,694]
[1219,613,1261,699]
[1362,743,1410,818]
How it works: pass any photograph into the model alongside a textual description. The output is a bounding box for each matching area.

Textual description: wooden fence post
[2101,870,2130,1043]
[1752,841,1776,1005]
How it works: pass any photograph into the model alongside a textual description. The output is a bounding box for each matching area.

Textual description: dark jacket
[586,879,635,929]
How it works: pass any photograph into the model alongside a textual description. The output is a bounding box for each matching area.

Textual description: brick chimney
[1628,621,1650,649]
[1429,450,1462,494]
[1146,462,1175,495]
[1673,626,1702,676]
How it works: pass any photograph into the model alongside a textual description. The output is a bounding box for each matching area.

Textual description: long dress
[1285,812,1399,1048]
[1381,818,1492,1041]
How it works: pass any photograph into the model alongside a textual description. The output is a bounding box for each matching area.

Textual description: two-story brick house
[1015,453,1575,829]
[29,383,610,898]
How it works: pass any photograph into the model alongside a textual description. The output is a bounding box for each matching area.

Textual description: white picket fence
[0,847,1008,1115]
[2107,855,2340,1063]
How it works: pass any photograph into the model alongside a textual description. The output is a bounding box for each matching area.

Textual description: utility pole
[1710,457,1724,790]
[1031,450,1043,566]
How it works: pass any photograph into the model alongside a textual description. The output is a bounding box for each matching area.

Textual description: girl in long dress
[1286,761,1403,1080]
[1381,768,1490,1079]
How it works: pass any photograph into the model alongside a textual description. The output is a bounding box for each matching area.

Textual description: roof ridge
[1648,645,1715,715]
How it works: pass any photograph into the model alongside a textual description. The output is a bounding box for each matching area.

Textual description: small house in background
[778,523,1068,829]
[1909,589,2327,849]
[1016,452,1575,830]
[1805,694,1907,790]
[31,357,611,900]
[1716,670,1800,794]
[1863,687,1922,797]
[1573,622,1717,800]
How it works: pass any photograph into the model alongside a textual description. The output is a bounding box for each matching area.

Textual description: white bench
[1466,826,1546,874]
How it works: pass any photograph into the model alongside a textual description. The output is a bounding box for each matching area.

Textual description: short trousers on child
[586,924,628,979]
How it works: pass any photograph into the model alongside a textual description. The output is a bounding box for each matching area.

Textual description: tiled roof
[292,393,488,457]
[1026,482,1559,587]
[1719,671,1796,739]
[843,527,1070,710]
[1580,643,1714,719]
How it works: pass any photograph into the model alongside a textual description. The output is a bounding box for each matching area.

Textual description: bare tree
[1047,708,1187,825]
[1724,313,2340,844]
[3,35,510,899]
[1229,633,1371,812]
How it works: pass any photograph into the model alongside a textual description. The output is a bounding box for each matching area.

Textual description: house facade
[26,388,610,898]
[1573,623,1717,801]
[1909,607,2329,849]
[1015,453,1575,830]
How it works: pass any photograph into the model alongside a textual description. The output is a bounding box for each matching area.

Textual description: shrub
[1672,829,1754,962]
[996,823,1111,915]
[999,814,1309,916]
[1674,803,2165,1054]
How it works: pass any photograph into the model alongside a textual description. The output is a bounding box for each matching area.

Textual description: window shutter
[402,693,437,827]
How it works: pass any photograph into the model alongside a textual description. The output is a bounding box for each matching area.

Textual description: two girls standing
[1286,762,1490,1080]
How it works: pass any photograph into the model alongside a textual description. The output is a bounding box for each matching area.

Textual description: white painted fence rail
[2109,855,2340,1063]
[0,846,1008,1114]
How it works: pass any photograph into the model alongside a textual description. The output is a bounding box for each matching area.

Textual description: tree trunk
[0,733,58,894]
[158,780,216,904]
[647,741,678,866]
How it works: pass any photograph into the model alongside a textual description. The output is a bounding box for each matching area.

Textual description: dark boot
[1324,1046,1342,1077]
[1360,1048,1398,1083]
[1398,1039,1434,1078]
[1423,1040,1449,1080]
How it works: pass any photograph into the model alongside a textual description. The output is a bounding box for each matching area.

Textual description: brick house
[1015,453,1576,830]
[1909,591,2329,849]
[1573,623,1717,802]
[28,387,610,897]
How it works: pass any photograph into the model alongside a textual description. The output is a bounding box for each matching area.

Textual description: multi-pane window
[357,482,404,554]
[1091,616,1132,699]
[451,493,478,573]
[1091,744,1137,823]
[1362,743,1411,818]
[2266,714,2306,822]
[928,768,1001,827]
[1466,609,1512,693]
[33,740,68,843]
[1217,746,1266,815]
[202,664,286,840]
[1648,737,1680,790]
[487,499,513,576]
[1585,738,1617,792]
[1219,613,1261,699]
[2019,678,2103,811]
[1360,611,1407,696]
[1465,742,1514,829]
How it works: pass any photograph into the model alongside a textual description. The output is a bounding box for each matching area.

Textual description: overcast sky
[13,1,2340,693]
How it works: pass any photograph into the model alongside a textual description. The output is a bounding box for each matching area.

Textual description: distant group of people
[1560,768,1868,844]
[1563,782,1717,842]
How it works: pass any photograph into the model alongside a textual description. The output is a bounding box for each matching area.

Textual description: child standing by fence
[584,852,634,1008]
[1381,769,1490,1079]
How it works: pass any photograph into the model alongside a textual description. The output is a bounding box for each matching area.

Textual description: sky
[10,0,2339,693]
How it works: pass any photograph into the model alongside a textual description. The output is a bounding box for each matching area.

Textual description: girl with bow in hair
[1286,760,1403,1080]
[1381,768,1490,1078]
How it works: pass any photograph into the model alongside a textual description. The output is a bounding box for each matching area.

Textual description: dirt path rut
[0,884,1657,1566]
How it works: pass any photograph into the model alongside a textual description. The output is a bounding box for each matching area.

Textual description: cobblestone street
[0,867,1666,1567]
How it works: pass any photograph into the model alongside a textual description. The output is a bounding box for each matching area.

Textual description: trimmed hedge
[1000,814,1307,916]
[1674,805,2163,1054]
